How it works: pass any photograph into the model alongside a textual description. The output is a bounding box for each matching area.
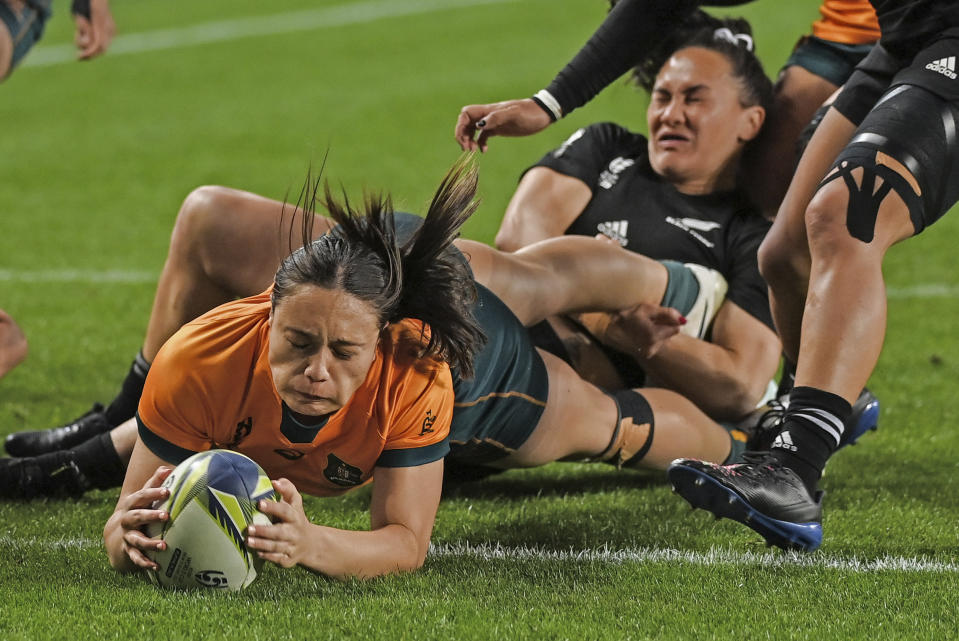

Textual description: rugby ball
[145,449,277,591]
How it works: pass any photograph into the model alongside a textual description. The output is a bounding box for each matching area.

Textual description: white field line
[1,535,956,574]
[1,269,957,299]
[428,541,959,574]
[22,0,515,68]
[0,269,157,283]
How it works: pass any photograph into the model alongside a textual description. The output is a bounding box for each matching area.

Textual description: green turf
[2,0,958,639]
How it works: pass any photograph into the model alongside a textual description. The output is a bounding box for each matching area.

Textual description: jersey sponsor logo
[664,216,720,248]
[552,128,586,157]
[420,409,437,436]
[274,448,305,460]
[596,220,629,246]
[926,56,957,80]
[598,156,635,189]
[323,453,363,487]
[228,417,253,447]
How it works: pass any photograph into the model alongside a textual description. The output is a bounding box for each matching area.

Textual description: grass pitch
[1,1,958,639]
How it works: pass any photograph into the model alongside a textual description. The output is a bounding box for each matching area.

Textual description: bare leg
[0,308,27,379]
[498,351,733,470]
[142,186,331,360]
[795,172,914,402]
[108,418,138,460]
[456,236,668,327]
[758,107,858,363]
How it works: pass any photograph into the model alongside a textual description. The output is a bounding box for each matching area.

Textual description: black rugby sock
[771,386,851,492]
[70,432,126,490]
[105,351,151,426]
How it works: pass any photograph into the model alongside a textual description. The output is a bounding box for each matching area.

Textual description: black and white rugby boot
[667,453,824,552]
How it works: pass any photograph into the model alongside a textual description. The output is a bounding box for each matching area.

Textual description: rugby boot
[744,388,880,452]
[667,453,824,552]
[0,452,91,500]
[4,403,113,457]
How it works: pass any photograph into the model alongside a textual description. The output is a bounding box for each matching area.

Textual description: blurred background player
[0,0,115,81]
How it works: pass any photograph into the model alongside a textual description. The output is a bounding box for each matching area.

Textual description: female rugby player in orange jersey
[103,154,763,580]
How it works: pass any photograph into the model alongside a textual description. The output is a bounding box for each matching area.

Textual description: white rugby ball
[145,449,277,591]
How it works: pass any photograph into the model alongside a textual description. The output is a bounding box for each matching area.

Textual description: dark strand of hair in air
[272,156,486,378]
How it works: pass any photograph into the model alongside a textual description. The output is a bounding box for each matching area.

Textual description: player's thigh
[500,350,616,467]
[811,82,959,252]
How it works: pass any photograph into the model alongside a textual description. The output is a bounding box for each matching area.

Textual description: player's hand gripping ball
[145,450,277,591]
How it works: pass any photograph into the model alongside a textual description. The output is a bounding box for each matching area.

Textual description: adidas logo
[771,430,798,452]
[926,56,957,80]
[596,220,629,246]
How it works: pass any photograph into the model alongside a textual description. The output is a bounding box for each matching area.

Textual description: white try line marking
[3,536,954,574]
[1,269,957,299]
[0,269,157,283]
[22,0,516,68]
[428,541,959,574]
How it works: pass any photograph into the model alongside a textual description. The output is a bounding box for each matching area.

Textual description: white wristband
[533,89,563,121]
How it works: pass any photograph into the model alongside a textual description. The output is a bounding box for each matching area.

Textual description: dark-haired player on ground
[667,0,959,552]
[495,15,780,420]
[105,161,756,579]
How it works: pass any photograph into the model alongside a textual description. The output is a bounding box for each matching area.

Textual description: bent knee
[804,184,858,252]
[170,186,236,250]
[758,225,807,287]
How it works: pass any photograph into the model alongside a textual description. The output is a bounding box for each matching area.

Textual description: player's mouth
[655,132,691,149]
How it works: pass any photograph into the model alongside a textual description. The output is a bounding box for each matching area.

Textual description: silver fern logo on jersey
[665,217,721,248]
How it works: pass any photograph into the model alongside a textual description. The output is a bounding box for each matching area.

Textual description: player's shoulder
[158,291,271,371]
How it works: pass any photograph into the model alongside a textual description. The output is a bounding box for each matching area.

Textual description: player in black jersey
[668,1,959,551]
[454,1,880,217]
[494,19,780,421]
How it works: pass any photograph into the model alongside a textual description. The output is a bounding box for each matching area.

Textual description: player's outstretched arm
[246,460,443,580]
[104,440,174,573]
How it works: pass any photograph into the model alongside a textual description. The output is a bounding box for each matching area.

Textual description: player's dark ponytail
[272,156,486,378]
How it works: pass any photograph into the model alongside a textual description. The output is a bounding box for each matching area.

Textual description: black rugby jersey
[530,122,773,330]
[870,0,959,59]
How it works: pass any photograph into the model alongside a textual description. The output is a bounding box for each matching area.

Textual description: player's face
[268,284,382,423]
[647,47,759,194]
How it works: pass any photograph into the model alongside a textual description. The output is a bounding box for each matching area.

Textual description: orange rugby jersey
[137,290,454,497]
[812,0,880,45]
